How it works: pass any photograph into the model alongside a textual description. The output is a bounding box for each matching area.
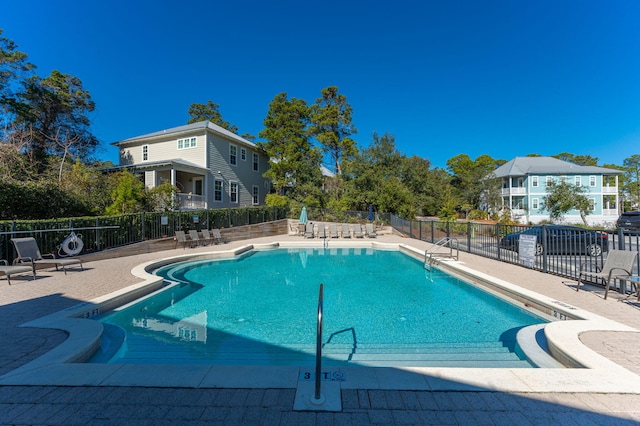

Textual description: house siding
[113,121,270,210]
[493,157,621,227]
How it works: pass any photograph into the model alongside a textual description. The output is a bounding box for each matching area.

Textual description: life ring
[61,232,84,256]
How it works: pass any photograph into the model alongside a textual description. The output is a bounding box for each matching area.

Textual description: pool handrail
[315,283,324,402]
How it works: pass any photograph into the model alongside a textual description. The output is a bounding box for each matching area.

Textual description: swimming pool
[90,247,547,367]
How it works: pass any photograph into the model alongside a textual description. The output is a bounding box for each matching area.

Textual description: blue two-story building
[492,157,621,226]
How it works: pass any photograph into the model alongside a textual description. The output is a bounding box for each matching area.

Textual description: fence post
[96,218,100,251]
[541,225,548,273]
[141,212,146,242]
[467,222,472,254]
[430,221,434,243]
[496,223,501,261]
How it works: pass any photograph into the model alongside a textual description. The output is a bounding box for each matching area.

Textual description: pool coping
[2,241,640,394]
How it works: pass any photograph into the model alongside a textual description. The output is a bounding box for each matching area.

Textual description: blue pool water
[90,248,546,367]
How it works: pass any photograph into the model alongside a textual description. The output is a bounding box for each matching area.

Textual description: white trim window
[589,176,597,187]
[241,148,247,161]
[229,144,237,166]
[214,179,223,202]
[589,198,595,211]
[252,185,259,205]
[177,137,197,150]
[532,198,539,210]
[230,181,238,203]
[253,153,259,172]
[142,145,148,161]
[574,176,581,187]
[531,176,539,188]
[545,176,553,187]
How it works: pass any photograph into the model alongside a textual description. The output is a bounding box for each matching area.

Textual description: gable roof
[112,120,256,148]
[492,157,621,178]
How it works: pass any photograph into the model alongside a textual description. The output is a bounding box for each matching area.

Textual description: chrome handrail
[315,283,324,401]
[425,237,459,268]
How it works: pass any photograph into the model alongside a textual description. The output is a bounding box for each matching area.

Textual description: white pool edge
[2,240,640,394]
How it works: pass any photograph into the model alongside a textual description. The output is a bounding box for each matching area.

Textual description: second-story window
[241,148,247,161]
[531,176,538,187]
[229,144,237,166]
[177,137,197,150]
[142,145,148,161]
[253,153,259,172]
[590,176,596,187]
[546,176,553,187]
[574,176,581,187]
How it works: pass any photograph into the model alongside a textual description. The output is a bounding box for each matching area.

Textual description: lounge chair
[341,224,351,238]
[11,237,83,275]
[200,229,213,245]
[365,223,377,238]
[175,230,189,249]
[0,260,34,285]
[353,224,364,238]
[329,224,339,238]
[304,223,315,238]
[212,228,228,244]
[576,250,638,299]
[188,230,201,247]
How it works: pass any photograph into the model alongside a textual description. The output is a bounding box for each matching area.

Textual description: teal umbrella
[299,207,308,223]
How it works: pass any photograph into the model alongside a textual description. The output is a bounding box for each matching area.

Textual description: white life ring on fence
[61,232,84,256]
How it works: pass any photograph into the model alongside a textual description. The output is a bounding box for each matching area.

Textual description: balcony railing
[502,187,526,196]
[177,193,206,210]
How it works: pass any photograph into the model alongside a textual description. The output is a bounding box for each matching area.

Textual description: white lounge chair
[304,223,315,238]
[329,224,339,238]
[577,250,638,299]
[353,224,364,238]
[212,228,228,244]
[0,260,34,285]
[175,230,189,249]
[365,223,377,238]
[188,230,201,247]
[11,237,83,275]
[341,224,351,238]
[200,229,213,245]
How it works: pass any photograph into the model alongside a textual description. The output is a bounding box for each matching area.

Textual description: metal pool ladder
[314,283,324,403]
[425,237,459,269]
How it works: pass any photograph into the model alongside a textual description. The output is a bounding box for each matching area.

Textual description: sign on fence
[519,235,537,268]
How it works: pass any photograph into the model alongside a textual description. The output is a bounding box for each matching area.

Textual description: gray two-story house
[112,121,270,210]
[492,157,621,226]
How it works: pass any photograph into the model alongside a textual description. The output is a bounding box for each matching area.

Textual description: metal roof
[492,156,622,177]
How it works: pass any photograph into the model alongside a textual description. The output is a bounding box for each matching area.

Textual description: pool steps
[106,334,533,368]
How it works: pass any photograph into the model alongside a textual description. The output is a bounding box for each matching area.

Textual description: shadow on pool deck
[1,233,640,424]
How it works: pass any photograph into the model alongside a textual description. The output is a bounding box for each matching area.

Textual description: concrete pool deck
[1,232,640,424]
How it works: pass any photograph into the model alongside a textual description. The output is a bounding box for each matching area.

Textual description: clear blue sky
[3,0,639,169]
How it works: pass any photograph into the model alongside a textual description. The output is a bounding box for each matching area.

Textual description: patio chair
[365,223,377,238]
[576,250,638,299]
[304,223,315,238]
[200,229,213,245]
[0,260,34,285]
[329,224,339,238]
[212,229,228,244]
[188,230,201,247]
[353,224,365,238]
[175,230,189,249]
[341,224,351,238]
[11,237,83,275]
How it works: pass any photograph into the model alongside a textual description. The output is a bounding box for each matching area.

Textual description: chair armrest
[0,260,7,265]
[16,257,34,264]
[41,253,56,259]
[578,262,601,275]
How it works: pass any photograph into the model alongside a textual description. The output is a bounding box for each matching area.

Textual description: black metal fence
[0,206,387,264]
[391,215,640,285]
[0,207,290,263]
